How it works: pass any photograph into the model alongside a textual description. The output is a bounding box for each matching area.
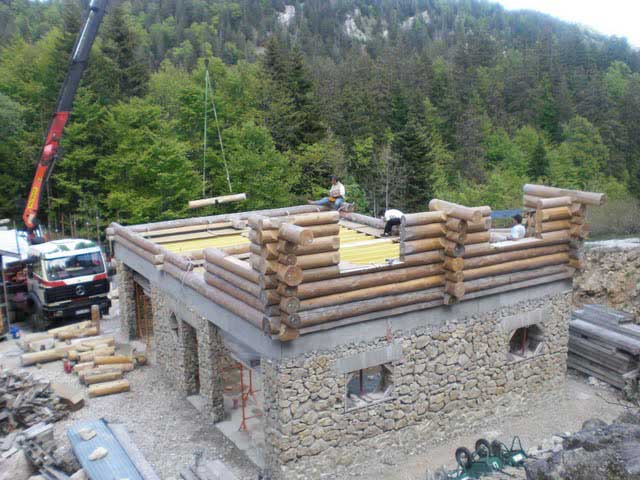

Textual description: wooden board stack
[568,304,639,391]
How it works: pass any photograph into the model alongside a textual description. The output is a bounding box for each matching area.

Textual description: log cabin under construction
[108,183,604,479]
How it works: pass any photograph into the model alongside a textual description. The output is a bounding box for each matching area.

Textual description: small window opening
[509,324,544,360]
[169,313,179,336]
[345,364,394,410]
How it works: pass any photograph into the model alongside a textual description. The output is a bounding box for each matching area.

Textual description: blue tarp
[491,209,521,219]
[67,419,144,480]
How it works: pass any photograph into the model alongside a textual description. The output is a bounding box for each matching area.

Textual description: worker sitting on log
[382,208,404,236]
[308,175,345,210]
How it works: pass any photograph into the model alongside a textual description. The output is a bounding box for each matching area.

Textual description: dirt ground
[0,301,631,480]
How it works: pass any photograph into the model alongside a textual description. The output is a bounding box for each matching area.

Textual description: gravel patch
[0,310,260,480]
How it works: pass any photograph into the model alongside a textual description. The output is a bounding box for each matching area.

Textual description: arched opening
[509,324,544,360]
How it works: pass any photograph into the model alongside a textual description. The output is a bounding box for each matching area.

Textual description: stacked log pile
[18,321,138,399]
[568,304,639,392]
[426,199,491,304]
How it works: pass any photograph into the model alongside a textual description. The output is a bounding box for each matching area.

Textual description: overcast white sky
[495,0,640,48]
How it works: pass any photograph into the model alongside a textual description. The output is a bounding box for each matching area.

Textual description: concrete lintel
[334,343,403,374]
[114,243,161,284]
[500,307,551,332]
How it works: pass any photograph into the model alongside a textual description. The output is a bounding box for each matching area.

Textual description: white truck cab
[26,238,111,329]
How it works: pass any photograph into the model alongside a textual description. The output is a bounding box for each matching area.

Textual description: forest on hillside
[1,0,639,236]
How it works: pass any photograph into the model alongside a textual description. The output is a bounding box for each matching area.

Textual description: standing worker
[308,175,346,210]
[382,208,404,236]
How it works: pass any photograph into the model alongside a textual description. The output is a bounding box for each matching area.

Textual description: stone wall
[574,239,640,318]
[150,287,225,421]
[115,261,137,340]
[261,291,571,480]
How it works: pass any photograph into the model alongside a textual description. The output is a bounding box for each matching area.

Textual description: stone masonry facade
[150,286,226,421]
[261,290,571,479]
[574,239,640,318]
[116,261,137,340]
[116,264,225,421]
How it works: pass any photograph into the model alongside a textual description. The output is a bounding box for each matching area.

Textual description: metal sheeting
[67,419,144,480]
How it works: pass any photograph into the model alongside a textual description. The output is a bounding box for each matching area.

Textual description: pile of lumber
[568,304,639,391]
[428,199,492,304]
[0,370,69,434]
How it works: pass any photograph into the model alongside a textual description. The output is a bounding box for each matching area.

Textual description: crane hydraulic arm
[22,0,108,232]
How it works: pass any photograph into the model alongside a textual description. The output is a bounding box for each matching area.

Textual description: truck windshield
[45,252,105,280]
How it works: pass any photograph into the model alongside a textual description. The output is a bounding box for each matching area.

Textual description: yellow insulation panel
[339,227,399,264]
[159,225,397,263]
[161,233,249,253]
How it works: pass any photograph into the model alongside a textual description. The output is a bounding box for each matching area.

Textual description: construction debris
[0,370,69,434]
[568,304,639,395]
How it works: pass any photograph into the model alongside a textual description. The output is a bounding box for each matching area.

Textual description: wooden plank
[570,319,640,355]
[581,304,635,324]
[572,311,640,341]
[567,354,625,389]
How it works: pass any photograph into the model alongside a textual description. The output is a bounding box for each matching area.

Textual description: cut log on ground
[94,355,133,365]
[84,371,124,385]
[88,379,131,398]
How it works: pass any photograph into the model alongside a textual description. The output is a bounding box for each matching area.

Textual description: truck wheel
[31,311,49,332]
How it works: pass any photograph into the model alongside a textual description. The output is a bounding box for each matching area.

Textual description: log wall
[112,184,603,340]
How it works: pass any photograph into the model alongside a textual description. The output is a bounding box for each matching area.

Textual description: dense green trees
[0,0,639,238]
